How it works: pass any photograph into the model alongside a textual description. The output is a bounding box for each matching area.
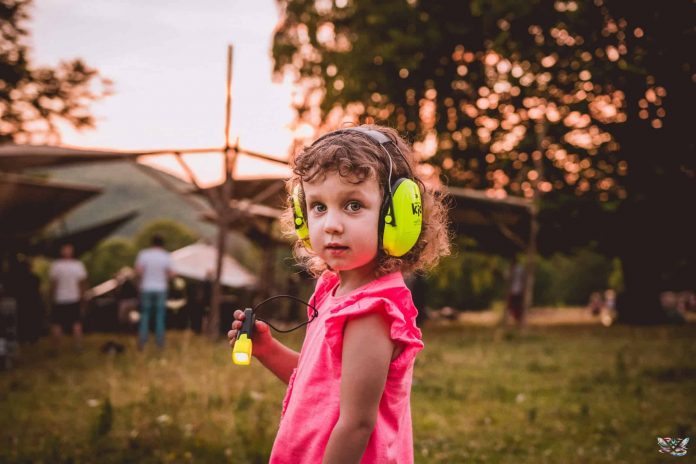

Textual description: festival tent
[446,186,533,256]
[169,242,257,289]
[0,143,148,247]
[0,143,145,171]
[0,172,102,242]
[35,211,139,257]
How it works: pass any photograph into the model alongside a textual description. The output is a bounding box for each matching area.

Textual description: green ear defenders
[292,183,312,250]
[291,127,423,257]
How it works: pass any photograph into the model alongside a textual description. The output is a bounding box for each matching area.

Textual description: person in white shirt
[49,243,87,349]
[505,255,527,327]
[135,235,174,349]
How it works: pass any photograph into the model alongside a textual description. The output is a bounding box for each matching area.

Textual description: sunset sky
[31,0,295,184]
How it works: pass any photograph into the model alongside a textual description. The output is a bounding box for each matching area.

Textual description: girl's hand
[227,309,274,358]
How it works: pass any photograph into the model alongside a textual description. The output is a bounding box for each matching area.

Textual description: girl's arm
[254,336,300,384]
[228,311,299,384]
[322,313,394,464]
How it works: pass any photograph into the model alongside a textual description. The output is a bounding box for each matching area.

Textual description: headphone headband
[310,127,393,147]
[310,127,414,181]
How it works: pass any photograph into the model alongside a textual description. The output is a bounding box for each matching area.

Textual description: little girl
[228,125,450,463]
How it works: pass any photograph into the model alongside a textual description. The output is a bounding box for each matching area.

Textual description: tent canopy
[0,143,146,247]
[0,143,147,171]
[0,172,102,240]
[199,177,287,210]
[35,210,138,257]
[445,186,533,256]
[170,242,257,289]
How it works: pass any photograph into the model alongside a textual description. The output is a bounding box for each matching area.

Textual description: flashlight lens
[232,334,253,365]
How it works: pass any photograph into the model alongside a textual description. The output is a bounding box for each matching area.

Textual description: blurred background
[0,0,694,462]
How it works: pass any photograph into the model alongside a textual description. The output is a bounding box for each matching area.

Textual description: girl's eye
[346,201,362,212]
[311,203,326,213]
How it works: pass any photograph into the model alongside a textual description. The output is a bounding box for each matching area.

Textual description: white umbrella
[170,242,257,289]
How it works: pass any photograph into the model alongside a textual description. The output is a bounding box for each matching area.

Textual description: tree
[83,237,136,286]
[272,0,695,324]
[0,0,111,144]
[464,0,695,323]
[134,219,198,253]
[83,219,197,286]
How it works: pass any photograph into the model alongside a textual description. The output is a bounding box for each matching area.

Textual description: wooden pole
[209,44,235,339]
[224,45,233,152]
[524,203,538,327]
[523,121,547,326]
[128,45,289,338]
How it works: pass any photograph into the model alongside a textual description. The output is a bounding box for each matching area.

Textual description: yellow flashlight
[232,308,254,365]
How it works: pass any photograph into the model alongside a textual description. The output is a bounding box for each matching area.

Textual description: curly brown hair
[280,125,451,277]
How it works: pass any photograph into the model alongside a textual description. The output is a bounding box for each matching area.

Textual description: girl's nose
[323,210,343,235]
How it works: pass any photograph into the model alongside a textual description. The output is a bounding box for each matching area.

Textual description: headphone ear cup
[381,178,423,257]
[292,185,312,250]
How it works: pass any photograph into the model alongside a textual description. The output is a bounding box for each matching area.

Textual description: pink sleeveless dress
[269,271,424,463]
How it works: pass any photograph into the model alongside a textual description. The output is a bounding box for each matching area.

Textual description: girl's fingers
[254,320,269,333]
[229,313,269,341]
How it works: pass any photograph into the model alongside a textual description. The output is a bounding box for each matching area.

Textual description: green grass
[1,324,694,463]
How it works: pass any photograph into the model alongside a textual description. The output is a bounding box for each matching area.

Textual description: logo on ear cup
[382,178,423,257]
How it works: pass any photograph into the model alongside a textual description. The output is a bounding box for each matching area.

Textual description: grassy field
[1,321,694,463]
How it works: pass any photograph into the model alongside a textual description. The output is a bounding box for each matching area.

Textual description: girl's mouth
[325,244,349,255]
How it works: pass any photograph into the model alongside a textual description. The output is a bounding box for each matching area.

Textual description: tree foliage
[82,237,136,286]
[83,220,198,285]
[0,0,111,143]
[273,0,695,322]
[133,219,198,253]
[274,0,692,201]
[534,246,614,306]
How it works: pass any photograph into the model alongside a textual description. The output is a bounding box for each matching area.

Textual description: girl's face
[303,171,381,282]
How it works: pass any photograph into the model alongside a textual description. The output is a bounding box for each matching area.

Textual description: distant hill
[34,161,255,263]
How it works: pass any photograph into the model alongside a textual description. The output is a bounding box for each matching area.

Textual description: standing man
[49,243,87,350]
[135,235,173,349]
[505,255,527,327]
